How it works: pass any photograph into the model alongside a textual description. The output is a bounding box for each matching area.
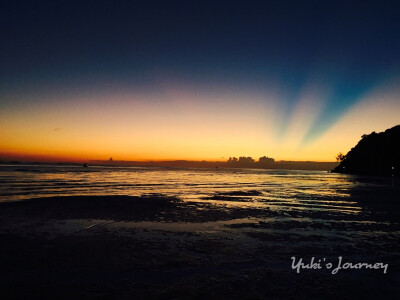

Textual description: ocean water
[0,164,361,201]
[0,164,397,212]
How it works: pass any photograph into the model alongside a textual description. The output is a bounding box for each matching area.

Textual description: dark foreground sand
[1,193,399,299]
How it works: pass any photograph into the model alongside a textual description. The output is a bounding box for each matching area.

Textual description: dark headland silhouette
[332,125,400,176]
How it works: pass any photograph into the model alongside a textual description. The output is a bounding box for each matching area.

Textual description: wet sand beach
[1,180,399,299]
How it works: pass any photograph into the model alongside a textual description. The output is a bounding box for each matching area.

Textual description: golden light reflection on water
[2,165,399,249]
[0,165,364,216]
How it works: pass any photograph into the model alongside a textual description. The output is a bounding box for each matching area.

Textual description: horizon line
[0,157,338,164]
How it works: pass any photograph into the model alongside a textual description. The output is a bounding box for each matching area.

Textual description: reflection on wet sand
[0,166,399,298]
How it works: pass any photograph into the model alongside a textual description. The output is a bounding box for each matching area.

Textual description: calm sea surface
[0,164,397,212]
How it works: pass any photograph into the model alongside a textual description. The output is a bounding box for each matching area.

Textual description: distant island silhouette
[85,157,338,171]
[0,156,339,171]
[332,125,400,176]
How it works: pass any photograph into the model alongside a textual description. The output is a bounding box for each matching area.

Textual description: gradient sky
[1,0,399,162]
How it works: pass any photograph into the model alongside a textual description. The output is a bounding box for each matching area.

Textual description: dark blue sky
[1,0,399,143]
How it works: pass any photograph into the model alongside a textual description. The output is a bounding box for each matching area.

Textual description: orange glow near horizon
[1,78,399,163]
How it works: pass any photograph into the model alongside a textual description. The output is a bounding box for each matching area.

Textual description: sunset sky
[1,0,399,162]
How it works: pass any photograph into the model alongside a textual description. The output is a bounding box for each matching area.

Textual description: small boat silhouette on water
[83,163,88,168]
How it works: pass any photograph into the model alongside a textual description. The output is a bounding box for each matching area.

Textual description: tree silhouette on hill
[332,125,400,176]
